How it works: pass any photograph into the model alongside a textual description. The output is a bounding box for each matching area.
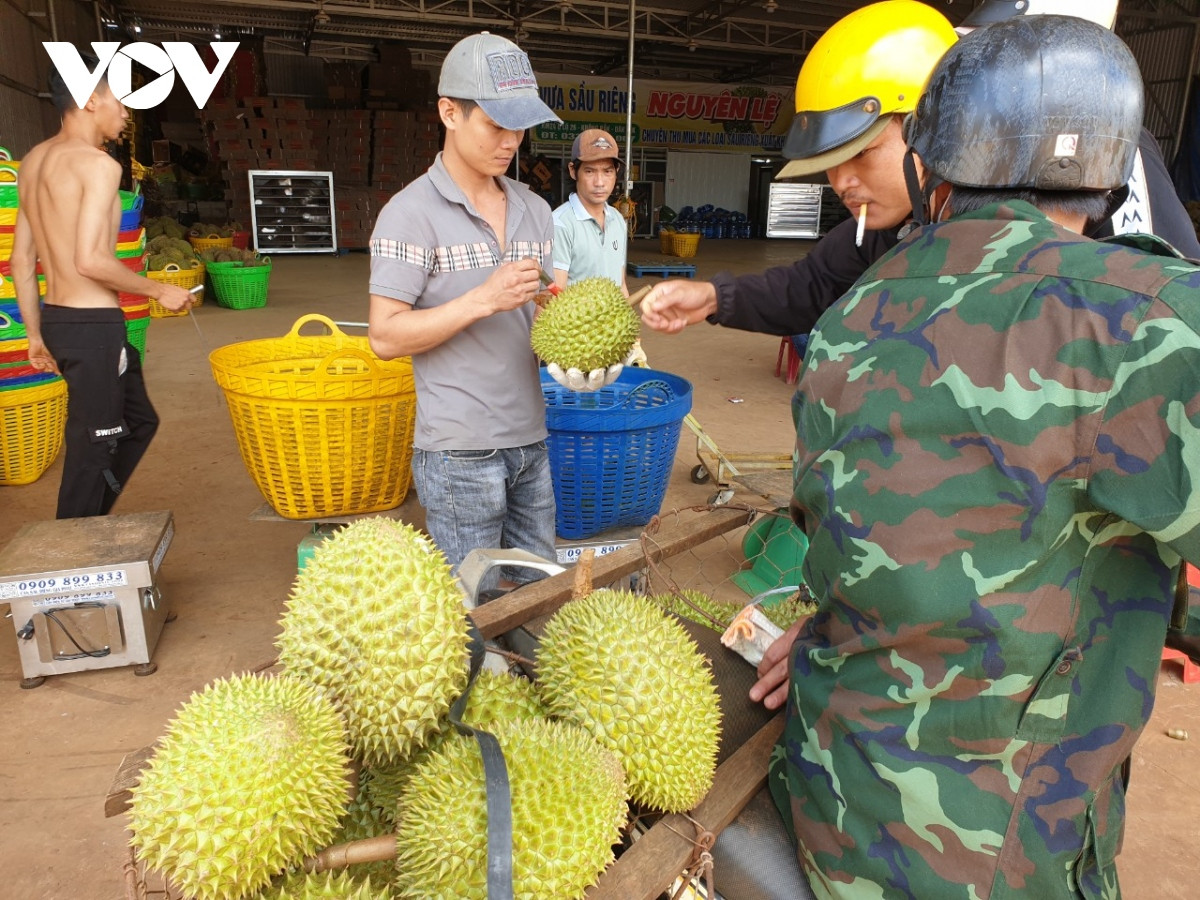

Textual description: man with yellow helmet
[643,0,1198,340]
[642,0,956,344]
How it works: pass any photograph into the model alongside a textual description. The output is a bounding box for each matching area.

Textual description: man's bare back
[11,78,192,374]
[20,137,123,308]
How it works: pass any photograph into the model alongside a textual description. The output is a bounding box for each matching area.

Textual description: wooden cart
[105,505,781,900]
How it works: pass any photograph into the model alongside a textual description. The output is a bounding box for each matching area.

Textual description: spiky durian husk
[459,669,549,728]
[276,518,471,767]
[651,588,742,633]
[367,670,550,827]
[128,674,351,900]
[394,719,628,899]
[536,589,722,812]
[325,770,397,886]
[530,276,640,371]
[257,871,392,899]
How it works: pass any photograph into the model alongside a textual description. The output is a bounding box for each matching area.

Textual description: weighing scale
[0,511,175,688]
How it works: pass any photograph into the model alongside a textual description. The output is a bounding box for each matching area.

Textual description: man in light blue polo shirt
[367,32,562,591]
[551,128,629,295]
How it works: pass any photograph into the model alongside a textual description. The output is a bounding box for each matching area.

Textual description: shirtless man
[11,57,192,519]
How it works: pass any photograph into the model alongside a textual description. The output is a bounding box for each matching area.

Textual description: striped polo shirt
[369,153,553,452]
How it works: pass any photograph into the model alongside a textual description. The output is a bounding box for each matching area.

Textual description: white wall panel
[665,150,750,215]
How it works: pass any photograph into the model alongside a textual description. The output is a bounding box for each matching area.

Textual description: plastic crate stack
[0,147,68,485]
[115,188,151,357]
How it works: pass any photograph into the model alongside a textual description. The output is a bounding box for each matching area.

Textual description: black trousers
[39,306,158,519]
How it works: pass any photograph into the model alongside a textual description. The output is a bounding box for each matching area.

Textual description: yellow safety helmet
[778,0,957,179]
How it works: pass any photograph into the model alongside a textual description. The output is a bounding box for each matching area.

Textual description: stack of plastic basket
[0,151,67,485]
[209,255,272,310]
[540,367,693,539]
[208,314,417,518]
[113,206,153,356]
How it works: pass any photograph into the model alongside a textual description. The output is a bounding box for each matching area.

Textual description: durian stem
[572,549,596,599]
[303,834,398,872]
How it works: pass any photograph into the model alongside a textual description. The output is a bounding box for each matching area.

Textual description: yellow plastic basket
[666,231,701,258]
[189,235,234,253]
[208,314,418,519]
[116,229,146,255]
[146,263,204,317]
[659,227,675,255]
[0,377,67,485]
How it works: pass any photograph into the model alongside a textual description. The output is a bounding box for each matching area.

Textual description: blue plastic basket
[542,367,692,539]
[119,199,144,233]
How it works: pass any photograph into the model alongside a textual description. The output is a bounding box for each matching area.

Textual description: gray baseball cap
[438,32,562,130]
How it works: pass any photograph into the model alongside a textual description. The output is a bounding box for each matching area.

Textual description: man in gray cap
[367,32,562,592]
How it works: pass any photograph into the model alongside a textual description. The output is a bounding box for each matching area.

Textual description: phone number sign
[0,568,128,599]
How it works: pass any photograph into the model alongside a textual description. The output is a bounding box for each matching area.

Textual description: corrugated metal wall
[0,0,104,157]
[1120,11,1200,166]
[264,51,328,102]
[665,150,751,216]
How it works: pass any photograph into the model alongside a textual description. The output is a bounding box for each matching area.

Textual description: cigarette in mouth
[856,203,867,247]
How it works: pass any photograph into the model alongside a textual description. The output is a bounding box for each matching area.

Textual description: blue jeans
[412,441,557,590]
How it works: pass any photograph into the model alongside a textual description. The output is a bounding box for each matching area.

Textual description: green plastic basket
[210,259,271,310]
[0,163,18,209]
[126,315,149,359]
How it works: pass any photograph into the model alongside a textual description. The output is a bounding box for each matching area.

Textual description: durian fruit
[255,871,391,899]
[459,668,549,728]
[394,718,628,900]
[536,589,722,812]
[323,770,397,887]
[367,670,550,828]
[276,518,471,767]
[652,588,742,633]
[530,276,640,372]
[127,673,351,900]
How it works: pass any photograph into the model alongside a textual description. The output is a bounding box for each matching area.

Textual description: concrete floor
[0,237,1196,899]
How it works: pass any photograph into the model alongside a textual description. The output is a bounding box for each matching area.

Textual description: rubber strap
[448,623,514,900]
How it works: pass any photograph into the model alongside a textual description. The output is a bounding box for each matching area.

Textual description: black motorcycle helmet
[905,15,1142,195]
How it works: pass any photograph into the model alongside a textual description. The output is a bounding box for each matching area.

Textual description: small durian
[277,518,471,767]
[531,276,640,372]
[127,673,351,900]
[322,770,396,887]
[537,589,722,812]
[459,669,549,728]
[651,588,742,633]
[394,719,628,899]
[368,670,549,827]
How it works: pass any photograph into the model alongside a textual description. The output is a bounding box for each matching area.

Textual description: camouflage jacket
[770,201,1200,899]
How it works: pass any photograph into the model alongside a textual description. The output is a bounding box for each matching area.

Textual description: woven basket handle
[619,379,673,408]
[0,310,13,329]
[162,263,182,272]
[0,163,18,185]
[287,313,345,339]
[316,346,382,375]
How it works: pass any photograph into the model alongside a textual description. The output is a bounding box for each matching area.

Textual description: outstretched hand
[641,279,719,334]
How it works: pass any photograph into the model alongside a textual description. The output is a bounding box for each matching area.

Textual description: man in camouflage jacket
[763,17,1200,899]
